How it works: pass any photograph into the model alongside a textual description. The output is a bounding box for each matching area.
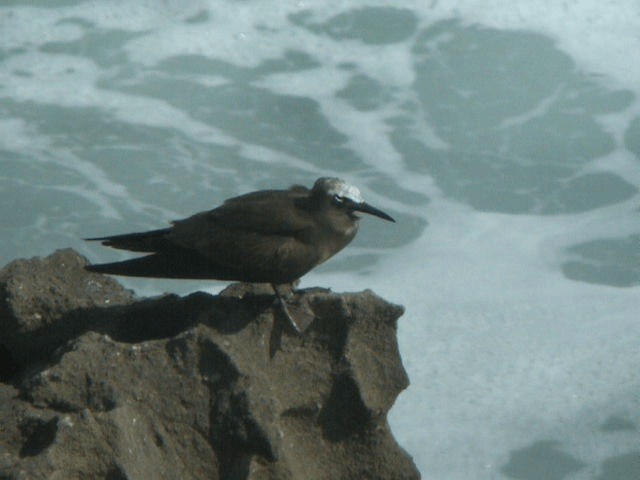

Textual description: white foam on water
[420,0,640,89]
[1,51,238,149]
[4,1,640,89]
[378,185,638,478]
[0,116,126,220]
[310,197,640,477]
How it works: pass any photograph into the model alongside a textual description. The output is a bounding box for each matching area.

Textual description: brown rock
[0,250,420,480]
[0,248,134,367]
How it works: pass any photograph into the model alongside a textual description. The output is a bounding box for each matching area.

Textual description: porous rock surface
[0,249,419,480]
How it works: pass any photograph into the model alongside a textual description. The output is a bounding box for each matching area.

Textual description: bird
[85,177,395,332]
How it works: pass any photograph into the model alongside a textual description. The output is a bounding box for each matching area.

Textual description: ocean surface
[2,1,639,478]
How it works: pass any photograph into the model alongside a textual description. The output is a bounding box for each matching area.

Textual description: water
[2,1,639,478]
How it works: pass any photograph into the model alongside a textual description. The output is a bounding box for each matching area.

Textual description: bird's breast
[315,223,358,265]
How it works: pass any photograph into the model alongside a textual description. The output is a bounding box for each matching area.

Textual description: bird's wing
[166,191,319,280]
[171,190,311,237]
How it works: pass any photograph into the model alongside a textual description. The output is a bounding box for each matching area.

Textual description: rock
[0,249,420,480]
[0,248,134,368]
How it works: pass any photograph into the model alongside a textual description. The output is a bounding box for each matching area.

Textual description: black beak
[346,199,395,222]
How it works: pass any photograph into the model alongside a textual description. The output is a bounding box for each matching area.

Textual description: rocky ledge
[0,249,419,480]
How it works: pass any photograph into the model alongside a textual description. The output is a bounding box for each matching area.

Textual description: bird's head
[311,177,395,223]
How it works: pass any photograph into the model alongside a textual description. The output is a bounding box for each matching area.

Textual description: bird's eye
[333,194,345,206]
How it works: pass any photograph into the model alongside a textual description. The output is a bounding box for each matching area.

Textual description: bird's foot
[278,295,302,334]
[271,284,302,335]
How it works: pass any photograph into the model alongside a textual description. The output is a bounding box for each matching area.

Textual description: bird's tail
[85,248,240,280]
[85,228,171,252]
[85,253,188,278]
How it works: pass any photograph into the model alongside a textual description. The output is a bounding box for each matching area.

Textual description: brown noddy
[85,177,395,332]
